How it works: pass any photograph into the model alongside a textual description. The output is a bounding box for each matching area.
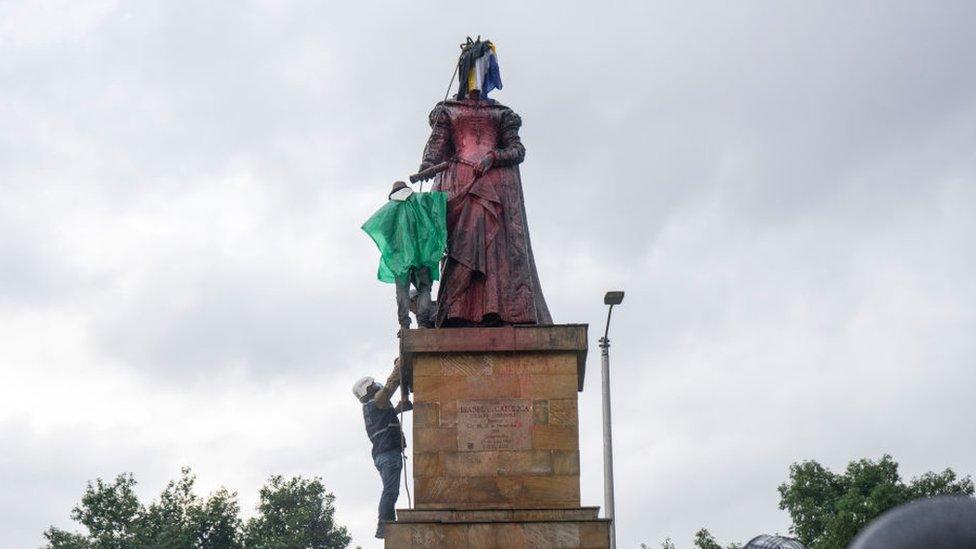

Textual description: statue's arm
[420,105,452,171]
[493,109,525,167]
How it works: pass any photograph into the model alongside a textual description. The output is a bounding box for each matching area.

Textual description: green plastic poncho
[361,191,448,283]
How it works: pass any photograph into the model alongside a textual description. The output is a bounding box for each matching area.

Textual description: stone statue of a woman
[418,39,552,327]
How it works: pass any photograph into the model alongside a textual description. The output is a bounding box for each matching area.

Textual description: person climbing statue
[361,180,447,332]
[352,358,413,539]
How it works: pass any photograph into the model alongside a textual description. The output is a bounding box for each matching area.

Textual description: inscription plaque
[457,399,532,451]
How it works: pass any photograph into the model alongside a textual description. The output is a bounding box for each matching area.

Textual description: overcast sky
[2,1,975,547]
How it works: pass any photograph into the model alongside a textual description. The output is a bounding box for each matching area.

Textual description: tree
[648,529,740,549]
[693,528,740,549]
[44,469,350,549]
[134,468,243,548]
[243,476,350,549]
[46,473,141,549]
[657,455,972,549]
[778,454,974,549]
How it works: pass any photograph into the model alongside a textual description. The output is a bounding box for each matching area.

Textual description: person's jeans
[373,449,402,537]
[395,266,433,329]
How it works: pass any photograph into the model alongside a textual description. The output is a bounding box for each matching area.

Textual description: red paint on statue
[420,94,552,327]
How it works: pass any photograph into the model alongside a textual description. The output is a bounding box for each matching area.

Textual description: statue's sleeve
[420,105,452,171]
[493,109,526,167]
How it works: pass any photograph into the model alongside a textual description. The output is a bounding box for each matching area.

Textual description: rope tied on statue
[398,364,412,509]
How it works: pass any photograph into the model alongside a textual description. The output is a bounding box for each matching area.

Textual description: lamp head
[604,291,624,306]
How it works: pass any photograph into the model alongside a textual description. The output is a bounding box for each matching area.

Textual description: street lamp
[601,290,624,549]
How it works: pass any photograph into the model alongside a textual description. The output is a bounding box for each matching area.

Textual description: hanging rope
[443,53,461,104]
[398,367,412,509]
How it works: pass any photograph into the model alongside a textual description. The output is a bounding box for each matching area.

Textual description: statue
[418,38,552,327]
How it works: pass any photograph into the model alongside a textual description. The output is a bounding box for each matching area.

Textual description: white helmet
[352,376,375,400]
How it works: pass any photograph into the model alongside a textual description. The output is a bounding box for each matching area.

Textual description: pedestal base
[401,325,589,510]
[384,508,610,548]
[390,325,605,548]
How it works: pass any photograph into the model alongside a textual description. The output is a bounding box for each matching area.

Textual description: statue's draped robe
[420,98,552,327]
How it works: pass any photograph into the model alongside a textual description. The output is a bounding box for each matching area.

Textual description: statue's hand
[474,151,495,177]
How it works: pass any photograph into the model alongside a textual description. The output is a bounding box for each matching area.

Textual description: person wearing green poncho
[362,181,447,331]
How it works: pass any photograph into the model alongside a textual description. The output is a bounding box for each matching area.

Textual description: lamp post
[601,290,624,549]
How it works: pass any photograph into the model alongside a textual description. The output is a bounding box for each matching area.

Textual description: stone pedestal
[386,325,610,549]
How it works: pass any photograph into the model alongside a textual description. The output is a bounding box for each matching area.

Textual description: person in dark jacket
[353,359,412,539]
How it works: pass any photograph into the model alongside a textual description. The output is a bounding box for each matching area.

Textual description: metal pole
[600,307,617,549]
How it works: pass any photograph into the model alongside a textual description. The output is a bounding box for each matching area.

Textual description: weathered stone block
[494,351,577,376]
[532,424,579,450]
[465,375,522,400]
[524,522,581,547]
[412,374,463,403]
[533,399,549,425]
[413,452,442,479]
[414,427,457,452]
[519,373,578,399]
[386,508,608,548]
[467,523,494,546]
[581,522,612,548]
[552,450,581,475]
[549,399,579,425]
[519,475,580,506]
[437,400,457,427]
[413,402,439,427]
[396,507,601,523]
[385,523,413,547]
[400,325,591,518]
[385,513,609,548]
[442,450,553,477]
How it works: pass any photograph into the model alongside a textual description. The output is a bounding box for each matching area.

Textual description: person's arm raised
[373,358,402,410]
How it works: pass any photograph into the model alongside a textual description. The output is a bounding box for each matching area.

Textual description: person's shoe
[375,522,385,539]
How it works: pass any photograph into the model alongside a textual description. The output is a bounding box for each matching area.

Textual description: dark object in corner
[849,495,976,549]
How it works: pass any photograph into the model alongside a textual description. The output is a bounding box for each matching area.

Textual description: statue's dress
[420,98,552,327]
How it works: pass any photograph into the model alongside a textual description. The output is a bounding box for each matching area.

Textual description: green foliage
[44,469,350,549]
[75,473,141,546]
[778,454,974,549]
[692,528,740,549]
[136,468,243,548]
[693,528,723,549]
[656,455,972,549]
[906,468,974,500]
[651,529,741,549]
[243,475,350,549]
[41,529,92,549]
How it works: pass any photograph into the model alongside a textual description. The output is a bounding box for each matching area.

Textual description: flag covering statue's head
[456,37,502,100]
